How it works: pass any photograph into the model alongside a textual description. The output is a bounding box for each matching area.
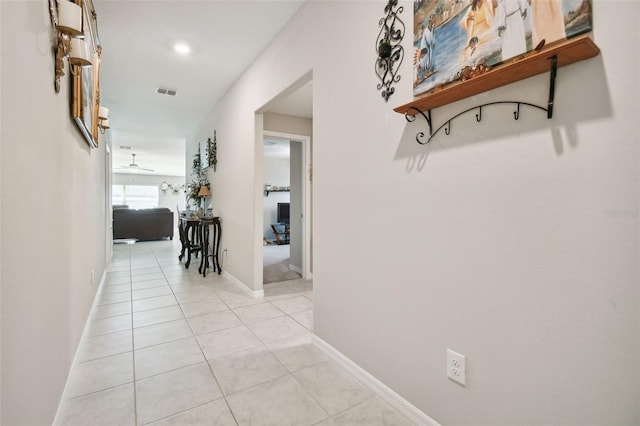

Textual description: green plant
[187,143,209,205]
[207,131,218,171]
[378,38,392,59]
[192,150,201,172]
[186,182,200,204]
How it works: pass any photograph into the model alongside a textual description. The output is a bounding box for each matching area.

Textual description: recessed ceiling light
[174,43,190,54]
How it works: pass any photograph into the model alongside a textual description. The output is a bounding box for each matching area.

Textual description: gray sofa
[113,207,174,241]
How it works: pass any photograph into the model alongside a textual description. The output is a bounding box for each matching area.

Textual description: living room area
[111,182,183,246]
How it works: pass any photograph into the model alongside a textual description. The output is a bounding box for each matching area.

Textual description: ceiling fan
[118,153,154,172]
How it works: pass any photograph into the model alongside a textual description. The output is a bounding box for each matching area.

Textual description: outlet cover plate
[447,348,466,386]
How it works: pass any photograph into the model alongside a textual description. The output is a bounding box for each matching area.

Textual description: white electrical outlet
[447,348,466,386]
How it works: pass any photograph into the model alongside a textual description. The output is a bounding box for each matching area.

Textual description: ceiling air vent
[156,87,178,96]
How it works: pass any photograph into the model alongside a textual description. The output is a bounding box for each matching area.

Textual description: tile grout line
[153,244,241,426]
[128,244,139,426]
[64,380,137,402]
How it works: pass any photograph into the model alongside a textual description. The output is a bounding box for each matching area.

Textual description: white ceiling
[263,137,291,159]
[96,0,310,176]
[266,81,313,118]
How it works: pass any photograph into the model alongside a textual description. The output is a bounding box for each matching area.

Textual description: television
[277,202,290,224]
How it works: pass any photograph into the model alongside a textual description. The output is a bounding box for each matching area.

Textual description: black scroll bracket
[405,55,558,145]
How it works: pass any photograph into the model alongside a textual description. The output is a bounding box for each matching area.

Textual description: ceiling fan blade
[114,153,154,172]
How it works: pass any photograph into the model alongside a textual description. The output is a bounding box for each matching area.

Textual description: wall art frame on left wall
[71,0,101,148]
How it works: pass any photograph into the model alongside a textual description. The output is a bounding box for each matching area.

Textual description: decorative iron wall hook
[547,56,558,118]
[444,121,451,135]
[375,0,404,102]
[403,56,560,145]
[513,103,521,120]
[406,101,550,145]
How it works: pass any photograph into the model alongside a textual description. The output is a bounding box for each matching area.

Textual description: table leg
[185,223,193,268]
[190,225,199,259]
[178,220,186,261]
[213,220,222,274]
[200,222,210,276]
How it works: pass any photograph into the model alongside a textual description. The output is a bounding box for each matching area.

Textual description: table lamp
[197,186,210,211]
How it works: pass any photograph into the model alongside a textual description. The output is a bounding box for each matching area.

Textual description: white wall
[1,1,108,424]
[263,157,290,241]
[264,111,313,138]
[191,1,639,424]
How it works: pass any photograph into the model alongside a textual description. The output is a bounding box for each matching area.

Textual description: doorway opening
[262,135,309,284]
[261,130,311,286]
[254,72,313,291]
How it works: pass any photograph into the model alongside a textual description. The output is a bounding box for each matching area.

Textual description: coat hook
[409,101,549,146]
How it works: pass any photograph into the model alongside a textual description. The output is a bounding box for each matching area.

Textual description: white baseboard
[222,271,265,298]
[52,270,107,426]
[311,335,440,426]
[289,264,302,274]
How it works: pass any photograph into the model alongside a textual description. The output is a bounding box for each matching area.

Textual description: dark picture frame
[71,0,101,148]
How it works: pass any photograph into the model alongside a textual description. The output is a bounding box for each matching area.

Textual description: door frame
[105,143,113,263]
[262,130,312,280]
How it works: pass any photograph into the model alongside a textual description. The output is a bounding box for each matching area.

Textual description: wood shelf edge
[394,35,600,115]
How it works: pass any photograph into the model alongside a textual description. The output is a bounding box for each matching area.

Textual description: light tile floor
[58,240,412,426]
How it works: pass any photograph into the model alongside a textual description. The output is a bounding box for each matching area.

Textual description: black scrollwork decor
[376,0,405,102]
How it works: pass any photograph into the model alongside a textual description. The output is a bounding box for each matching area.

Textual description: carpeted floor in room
[263,244,302,284]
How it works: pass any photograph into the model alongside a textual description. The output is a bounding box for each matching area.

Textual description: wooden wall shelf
[394,35,600,115]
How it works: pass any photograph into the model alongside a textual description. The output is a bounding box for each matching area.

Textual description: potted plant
[187,145,210,209]
[186,182,199,208]
[378,39,392,59]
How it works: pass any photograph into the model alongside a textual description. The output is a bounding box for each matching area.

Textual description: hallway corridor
[57,240,411,425]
